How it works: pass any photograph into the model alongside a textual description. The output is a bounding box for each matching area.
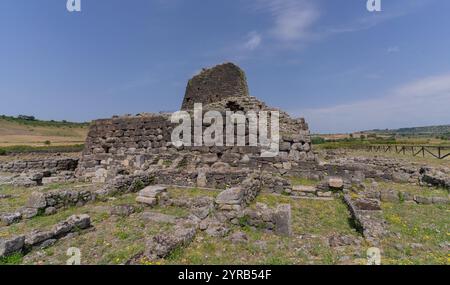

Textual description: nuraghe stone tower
[77,62,315,191]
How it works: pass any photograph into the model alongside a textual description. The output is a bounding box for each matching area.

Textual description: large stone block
[215,187,244,205]
[274,204,292,236]
[0,236,25,258]
[138,185,167,198]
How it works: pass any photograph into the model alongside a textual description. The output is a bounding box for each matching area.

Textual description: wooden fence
[366,145,450,160]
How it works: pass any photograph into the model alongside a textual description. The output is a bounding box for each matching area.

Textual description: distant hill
[361,125,450,140]
[362,125,450,136]
[0,115,89,147]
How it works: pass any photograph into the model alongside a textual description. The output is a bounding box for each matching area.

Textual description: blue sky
[1,0,449,133]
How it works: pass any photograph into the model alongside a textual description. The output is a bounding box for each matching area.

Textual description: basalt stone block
[0,236,25,258]
[328,177,344,190]
[0,212,22,226]
[25,230,54,247]
[215,187,244,205]
[138,185,167,198]
[136,196,157,206]
[414,195,432,205]
[27,192,47,210]
[274,204,292,236]
[354,198,381,211]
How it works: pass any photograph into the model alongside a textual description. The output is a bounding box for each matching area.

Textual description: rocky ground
[0,151,448,265]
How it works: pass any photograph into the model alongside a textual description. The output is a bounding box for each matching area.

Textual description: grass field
[0,116,88,147]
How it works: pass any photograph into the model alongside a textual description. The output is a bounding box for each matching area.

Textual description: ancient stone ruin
[76,62,315,187]
[1,62,449,264]
[181,63,250,110]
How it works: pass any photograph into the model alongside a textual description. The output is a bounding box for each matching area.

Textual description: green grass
[2,181,447,265]
[289,177,319,186]
[0,252,24,265]
[0,115,88,128]
[0,144,84,155]
[366,181,449,198]
[381,203,449,265]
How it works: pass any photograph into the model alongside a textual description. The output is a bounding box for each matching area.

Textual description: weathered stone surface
[138,185,167,198]
[205,223,230,238]
[328,177,344,189]
[431,197,449,205]
[191,206,211,220]
[273,204,292,236]
[215,187,244,205]
[414,196,432,205]
[141,212,177,224]
[292,185,316,193]
[380,190,400,202]
[144,224,197,260]
[228,231,248,243]
[353,198,381,211]
[136,196,157,206]
[0,236,25,258]
[52,214,91,238]
[111,205,135,217]
[328,234,361,247]
[181,62,249,110]
[0,212,22,226]
[343,195,387,244]
[27,192,47,209]
[20,207,39,219]
[44,207,57,216]
[196,171,208,187]
[25,230,54,247]
[76,63,313,182]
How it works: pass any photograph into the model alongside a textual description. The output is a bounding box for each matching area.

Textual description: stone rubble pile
[136,185,169,207]
[0,214,91,258]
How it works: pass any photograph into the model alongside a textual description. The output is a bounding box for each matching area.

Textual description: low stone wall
[214,174,262,219]
[364,188,449,205]
[0,158,78,173]
[241,203,292,236]
[0,214,91,258]
[26,189,94,213]
[343,195,387,245]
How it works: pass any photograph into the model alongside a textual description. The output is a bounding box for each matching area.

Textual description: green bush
[311,137,326,145]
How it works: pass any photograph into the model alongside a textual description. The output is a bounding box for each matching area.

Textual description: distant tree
[44,140,51,145]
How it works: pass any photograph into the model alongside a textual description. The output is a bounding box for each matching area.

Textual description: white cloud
[243,32,262,50]
[254,0,319,42]
[295,73,450,133]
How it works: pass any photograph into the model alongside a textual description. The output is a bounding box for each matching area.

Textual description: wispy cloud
[253,0,319,42]
[295,73,450,133]
[243,31,262,50]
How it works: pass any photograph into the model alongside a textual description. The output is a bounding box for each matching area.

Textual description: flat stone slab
[328,177,344,189]
[292,185,316,193]
[138,185,167,198]
[136,196,157,206]
[215,187,244,205]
